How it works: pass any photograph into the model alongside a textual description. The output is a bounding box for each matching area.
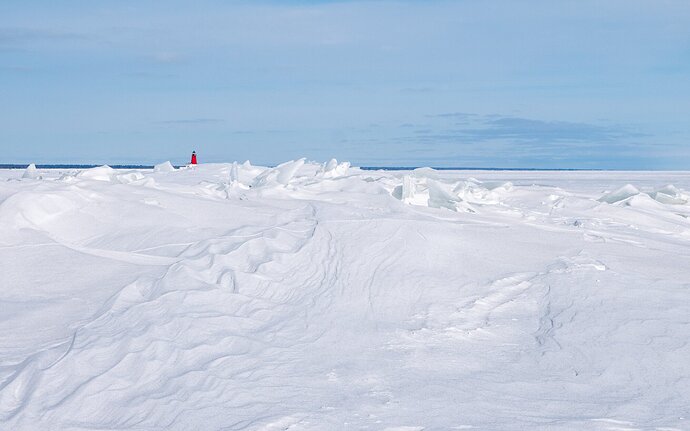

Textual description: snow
[598,184,641,204]
[650,184,688,205]
[426,178,469,212]
[1,162,690,430]
[21,164,38,180]
[77,164,117,182]
[252,158,306,187]
[322,158,350,178]
[154,161,176,173]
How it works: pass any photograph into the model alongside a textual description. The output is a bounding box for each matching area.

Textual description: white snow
[598,184,641,204]
[322,158,350,178]
[252,158,306,187]
[21,164,38,180]
[77,165,117,182]
[154,161,176,173]
[1,162,690,430]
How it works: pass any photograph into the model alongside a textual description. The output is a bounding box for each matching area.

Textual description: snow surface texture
[1,161,690,430]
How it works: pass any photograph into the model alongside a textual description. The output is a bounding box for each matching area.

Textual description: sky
[1,0,689,169]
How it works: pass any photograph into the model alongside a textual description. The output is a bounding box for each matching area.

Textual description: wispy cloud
[0,65,33,72]
[400,87,434,93]
[426,112,477,120]
[415,114,643,144]
[2,1,688,169]
[463,116,638,143]
[0,27,89,46]
[154,118,224,125]
[384,113,654,168]
[151,52,183,64]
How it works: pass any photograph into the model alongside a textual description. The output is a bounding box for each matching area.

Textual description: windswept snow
[1,162,690,430]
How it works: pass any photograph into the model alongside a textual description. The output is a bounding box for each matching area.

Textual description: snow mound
[77,165,116,182]
[412,167,440,179]
[649,184,688,205]
[252,158,306,187]
[600,184,688,205]
[1,191,81,229]
[116,171,149,184]
[322,158,350,178]
[22,164,39,179]
[154,161,176,173]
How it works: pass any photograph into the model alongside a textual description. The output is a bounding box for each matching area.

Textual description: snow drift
[1,162,690,431]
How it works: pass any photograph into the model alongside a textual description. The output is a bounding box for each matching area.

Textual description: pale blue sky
[1,0,689,168]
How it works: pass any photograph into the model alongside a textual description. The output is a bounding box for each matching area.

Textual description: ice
[154,161,176,173]
[412,166,440,179]
[401,175,417,203]
[392,175,422,204]
[650,184,688,205]
[116,171,147,184]
[252,158,306,187]
[454,179,512,204]
[230,161,239,182]
[599,183,689,206]
[77,165,116,182]
[275,158,306,184]
[324,158,338,172]
[482,180,514,191]
[598,184,640,203]
[393,174,500,210]
[322,158,350,178]
[1,163,689,430]
[21,164,38,179]
[426,178,463,211]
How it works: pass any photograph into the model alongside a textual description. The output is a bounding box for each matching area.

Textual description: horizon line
[6,163,682,172]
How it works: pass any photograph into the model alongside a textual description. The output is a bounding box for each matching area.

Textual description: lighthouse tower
[190,151,198,165]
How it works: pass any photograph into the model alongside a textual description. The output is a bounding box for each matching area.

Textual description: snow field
[1,161,690,430]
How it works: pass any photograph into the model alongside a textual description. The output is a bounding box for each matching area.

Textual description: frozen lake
[1,161,689,430]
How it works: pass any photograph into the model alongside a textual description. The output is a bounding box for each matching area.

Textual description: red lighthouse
[191,151,198,165]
